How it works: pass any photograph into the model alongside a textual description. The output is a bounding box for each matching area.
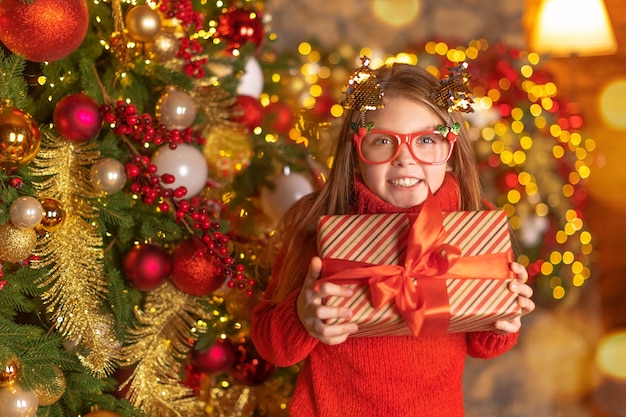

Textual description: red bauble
[0,0,89,62]
[217,7,265,52]
[123,243,172,291]
[265,101,294,134]
[231,95,264,132]
[230,337,274,386]
[171,237,226,296]
[193,338,236,374]
[53,94,103,142]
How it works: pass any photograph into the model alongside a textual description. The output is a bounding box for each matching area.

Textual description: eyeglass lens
[360,131,450,164]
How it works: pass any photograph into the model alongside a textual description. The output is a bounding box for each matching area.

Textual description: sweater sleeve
[466,330,519,359]
[250,287,319,367]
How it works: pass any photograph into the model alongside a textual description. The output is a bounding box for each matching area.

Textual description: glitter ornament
[230,337,274,386]
[152,143,208,198]
[217,7,265,53]
[90,158,127,195]
[53,94,103,143]
[203,126,252,181]
[155,87,197,130]
[0,384,38,417]
[147,27,180,62]
[123,243,172,292]
[9,196,44,229]
[0,357,20,387]
[36,198,66,232]
[231,95,264,132]
[0,223,37,263]
[125,5,162,42]
[193,338,236,374]
[171,237,226,296]
[32,367,65,406]
[0,0,89,62]
[0,101,41,171]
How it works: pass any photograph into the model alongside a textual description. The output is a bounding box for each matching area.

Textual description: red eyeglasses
[353,129,457,165]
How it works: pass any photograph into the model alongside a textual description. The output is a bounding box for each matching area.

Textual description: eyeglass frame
[353,127,458,165]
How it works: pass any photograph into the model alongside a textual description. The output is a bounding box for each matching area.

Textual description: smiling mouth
[389,178,421,187]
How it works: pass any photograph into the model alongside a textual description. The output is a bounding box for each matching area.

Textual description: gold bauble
[90,158,127,195]
[0,223,37,263]
[147,27,180,62]
[0,384,38,417]
[125,5,162,42]
[32,367,66,406]
[203,126,253,181]
[0,101,41,171]
[36,198,66,232]
[83,410,123,417]
[0,357,20,387]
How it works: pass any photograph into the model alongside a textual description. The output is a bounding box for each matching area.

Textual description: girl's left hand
[493,262,535,335]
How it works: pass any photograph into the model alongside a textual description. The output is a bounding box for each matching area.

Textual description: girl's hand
[296,256,359,345]
[493,262,536,335]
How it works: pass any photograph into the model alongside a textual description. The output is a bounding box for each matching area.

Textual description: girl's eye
[368,135,395,145]
[415,135,438,145]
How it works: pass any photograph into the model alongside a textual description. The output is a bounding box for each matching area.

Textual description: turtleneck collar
[351,172,461,215]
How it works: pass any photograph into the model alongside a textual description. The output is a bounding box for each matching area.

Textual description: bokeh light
[599,79,626,130]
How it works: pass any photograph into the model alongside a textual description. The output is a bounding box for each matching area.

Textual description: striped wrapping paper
[317,210,521,337]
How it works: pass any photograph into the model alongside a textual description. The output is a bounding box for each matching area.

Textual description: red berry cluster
[158,0,207,78]
[100,101,204,148]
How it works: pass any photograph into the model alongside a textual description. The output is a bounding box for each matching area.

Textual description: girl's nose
[391,143,417,166]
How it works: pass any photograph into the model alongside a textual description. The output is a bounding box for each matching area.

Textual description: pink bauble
[193,338,236,374]
[53,94,102,142]
[170,237,225,296]
[151,143,208,198]
[123,243,172,291]
[0,0,89,62]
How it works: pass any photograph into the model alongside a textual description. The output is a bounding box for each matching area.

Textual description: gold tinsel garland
[118,281,209,417]
[29,132,119,378]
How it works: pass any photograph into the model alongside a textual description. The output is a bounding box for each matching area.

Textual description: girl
[251,59,535,417]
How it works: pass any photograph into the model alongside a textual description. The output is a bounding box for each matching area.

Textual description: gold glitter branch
[29,132,119,378]
[118,281,209,417]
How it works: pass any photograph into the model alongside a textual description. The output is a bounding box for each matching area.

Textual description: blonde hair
[267,63,485,302]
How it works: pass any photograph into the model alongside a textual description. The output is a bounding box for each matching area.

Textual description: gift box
[317,197,520,337]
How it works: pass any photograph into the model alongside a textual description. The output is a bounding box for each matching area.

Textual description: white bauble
[236,57,264,98]
[151,144,209,198]
[260,172,313,222]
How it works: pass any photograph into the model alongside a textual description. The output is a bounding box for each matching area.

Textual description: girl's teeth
[390,178,419,187]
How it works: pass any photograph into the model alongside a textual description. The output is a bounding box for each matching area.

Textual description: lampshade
[529,0,617,57]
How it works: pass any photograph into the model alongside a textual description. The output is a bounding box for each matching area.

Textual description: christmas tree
[0,0,312,416]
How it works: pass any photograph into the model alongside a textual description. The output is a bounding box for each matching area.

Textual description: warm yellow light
[599,80,626,130]
[372,0,421,27]
[529,0,617,57]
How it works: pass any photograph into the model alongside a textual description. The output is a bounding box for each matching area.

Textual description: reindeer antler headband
[340,57,475,134]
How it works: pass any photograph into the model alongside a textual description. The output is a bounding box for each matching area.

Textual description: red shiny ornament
[264,101,294,134]
[53,94,103,142]
[171,237,226,296]
[231,95,264,132]
[123,243,172,291]
[193,338,236,374]
[217,7,264,52]
[229,337,274,386]
[0,0,89,62]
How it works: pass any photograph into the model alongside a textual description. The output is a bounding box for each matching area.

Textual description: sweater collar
[352,172,461,214]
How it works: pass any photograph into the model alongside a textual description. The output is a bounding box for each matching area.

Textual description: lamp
[529,0,617,57]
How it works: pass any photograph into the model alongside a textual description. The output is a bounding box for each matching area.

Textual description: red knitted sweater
[251,174,519,417]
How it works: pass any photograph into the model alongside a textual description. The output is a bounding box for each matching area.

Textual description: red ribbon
[319,196,513,336]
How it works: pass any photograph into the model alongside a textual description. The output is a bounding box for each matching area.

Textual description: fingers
[494,316,521,334]
[297,257,358,345]
[510,262,528,284]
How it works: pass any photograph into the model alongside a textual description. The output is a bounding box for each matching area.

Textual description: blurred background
[263,0,626,415]
[1,0,625,416]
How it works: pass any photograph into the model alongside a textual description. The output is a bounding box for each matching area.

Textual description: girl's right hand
[296,256,359,345]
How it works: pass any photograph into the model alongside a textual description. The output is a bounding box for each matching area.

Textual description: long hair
[268,63,486,302]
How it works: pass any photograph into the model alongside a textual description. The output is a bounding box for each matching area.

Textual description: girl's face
[356,97,449,208]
